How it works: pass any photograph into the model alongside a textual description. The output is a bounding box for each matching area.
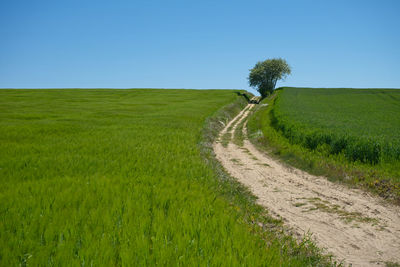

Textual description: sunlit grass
[0,89,329,266]
[248,88,400,203]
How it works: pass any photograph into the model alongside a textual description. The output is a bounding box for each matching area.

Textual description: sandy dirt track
[213,103,400,266]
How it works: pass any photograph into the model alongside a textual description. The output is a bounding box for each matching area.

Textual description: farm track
[213,102,400,266]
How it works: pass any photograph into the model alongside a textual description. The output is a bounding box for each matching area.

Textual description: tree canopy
[248,58,291,98]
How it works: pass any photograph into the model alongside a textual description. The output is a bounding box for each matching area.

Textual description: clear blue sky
[1,0,399,93]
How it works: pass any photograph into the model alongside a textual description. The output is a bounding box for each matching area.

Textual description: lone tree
[248,58,291,99]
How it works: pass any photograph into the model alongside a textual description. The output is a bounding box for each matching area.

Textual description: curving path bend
[213,102,400,267]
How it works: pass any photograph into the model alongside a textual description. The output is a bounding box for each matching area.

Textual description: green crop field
[273,88,400,165]
[0,89,326,266]
[248,87,400,202]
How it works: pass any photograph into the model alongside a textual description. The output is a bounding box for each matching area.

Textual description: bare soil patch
[214,103,400,266]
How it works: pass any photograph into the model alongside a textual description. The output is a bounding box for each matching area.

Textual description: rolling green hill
[274,88,400,164]
[0,89,326,266]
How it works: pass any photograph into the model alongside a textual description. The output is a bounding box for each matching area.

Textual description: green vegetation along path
[214,102,400,267]
[1,89,321,266]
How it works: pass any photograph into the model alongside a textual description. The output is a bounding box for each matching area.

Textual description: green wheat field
[0,89,326,266]
[248,87,400,202]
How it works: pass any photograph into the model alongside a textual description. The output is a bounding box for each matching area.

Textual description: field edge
[247,90,400,205]
[199,92,336,266]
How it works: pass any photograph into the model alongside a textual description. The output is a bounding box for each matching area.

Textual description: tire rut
[214,103,400,267]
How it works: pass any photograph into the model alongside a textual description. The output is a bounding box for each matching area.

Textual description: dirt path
[213,103,400,266]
